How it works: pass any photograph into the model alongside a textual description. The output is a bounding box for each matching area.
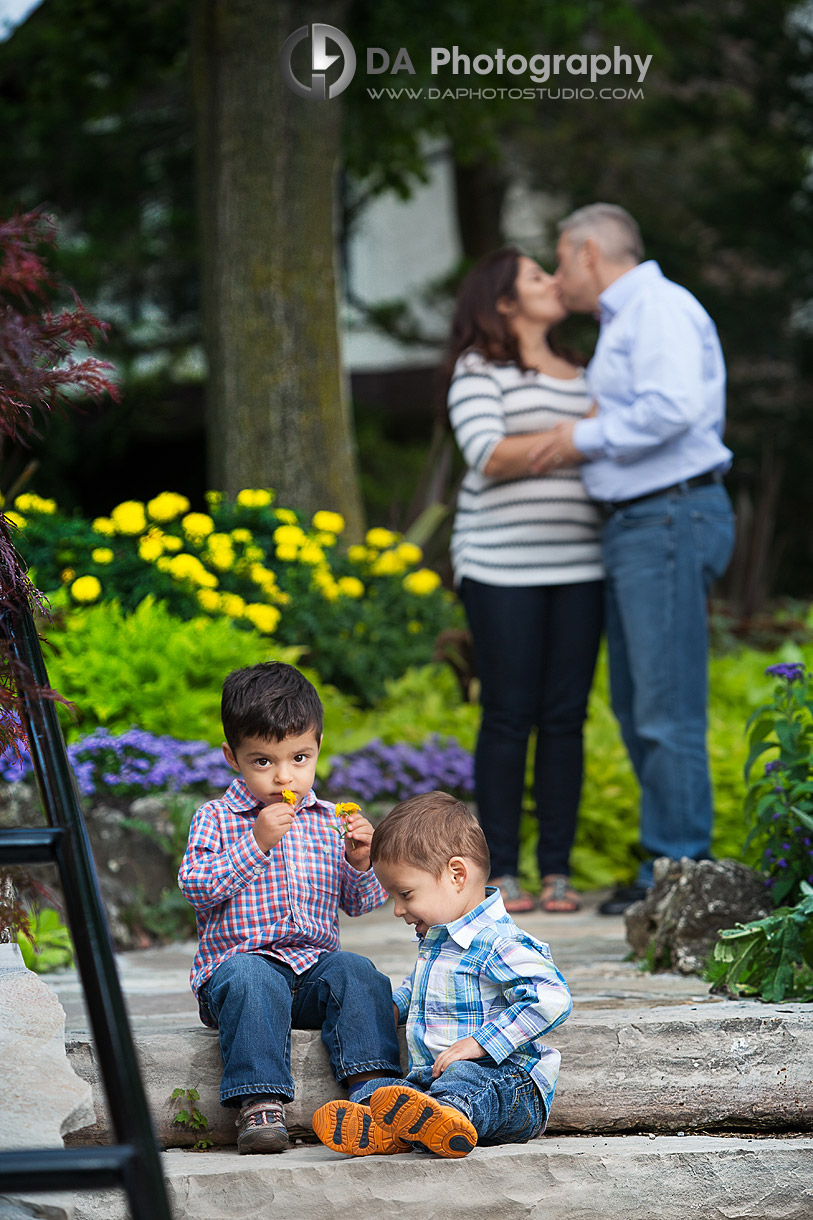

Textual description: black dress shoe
[598,884,649,916]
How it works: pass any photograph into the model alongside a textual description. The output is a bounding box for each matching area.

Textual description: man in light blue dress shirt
[531,204,735,915]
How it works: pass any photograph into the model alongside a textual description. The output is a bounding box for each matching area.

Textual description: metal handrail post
[0,604,172,1220]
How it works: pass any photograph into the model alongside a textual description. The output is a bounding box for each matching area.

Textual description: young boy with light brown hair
[312,791,572,1159]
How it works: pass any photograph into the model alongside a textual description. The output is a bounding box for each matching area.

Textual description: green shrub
[18,907,74,974]
[706,883,813,1002]
[41,595,302,743]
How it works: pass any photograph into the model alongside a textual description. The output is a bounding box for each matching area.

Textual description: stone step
[65,1001,813,1147]
[70,1136,813,1220]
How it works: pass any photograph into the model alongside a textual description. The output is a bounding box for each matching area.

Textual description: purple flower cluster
[0,727,232,799]
[764,760,785,775]
[326,736,475,804]
[764,662,806,683]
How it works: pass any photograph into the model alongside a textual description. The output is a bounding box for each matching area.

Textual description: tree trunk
[453,158,508,260]
[191,0,364,536]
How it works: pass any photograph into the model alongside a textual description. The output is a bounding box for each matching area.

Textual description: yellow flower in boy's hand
[334,801,361,838]
[282,789,297,807]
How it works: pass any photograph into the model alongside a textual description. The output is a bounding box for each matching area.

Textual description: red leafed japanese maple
[0,210,119,754]
[0,211,118,443]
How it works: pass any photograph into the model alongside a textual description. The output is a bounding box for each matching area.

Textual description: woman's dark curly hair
[444,246,585,387]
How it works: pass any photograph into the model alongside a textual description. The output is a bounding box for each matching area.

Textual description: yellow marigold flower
[244,545,264,562]
[274,507,298,524]
[282,787,297,805]
[273,524,306,547]
[276,543,299,562]
[204,489,224,510]
[243,603,281,634]
[15,493,57,514]
[71,575,102,604]
[318,580,340,602]
[206,533,235,571]
[4,511,26,529]
[111,500,147,535]
[299,543,326,566]
[138,538,164,563]
[91,548,114,565]
[156,557,173,573]
[347,544,370,565]
[236,488,273,509]
[219,592,246,617]
[168,553,218,588]
[182,512,215,541]
[197,589,220,613]
[403,568,442,596]
[371,550,406,577]
[407,620,422,634]
[366,527,398,550]
[312,510,345,534]
[60,566,75,583]
[273,590,291,606]
[92,517,115,536]
[230,528,252,544]
[250,563,276,586]
[162,535,183,552]
[396,542,423,567]
[147,492,190,523]
[337,576,364,599]
[314,531,337,548]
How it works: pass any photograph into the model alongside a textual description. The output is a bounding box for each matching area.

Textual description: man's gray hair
[558,203,644,265]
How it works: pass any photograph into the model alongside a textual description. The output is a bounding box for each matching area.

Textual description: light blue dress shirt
[573,260,732,503]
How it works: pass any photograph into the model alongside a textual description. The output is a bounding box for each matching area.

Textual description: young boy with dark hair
[313,791,572,1159]
[179,662,403,1155]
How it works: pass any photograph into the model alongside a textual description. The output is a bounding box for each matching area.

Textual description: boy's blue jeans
[398,1057,547,1145]
[199,950,402,1107]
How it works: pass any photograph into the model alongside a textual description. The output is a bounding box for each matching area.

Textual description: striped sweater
[448,350,603,587]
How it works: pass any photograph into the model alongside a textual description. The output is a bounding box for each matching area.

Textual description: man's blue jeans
[399,1058,547,1145]
[199,950,403,1107]
[601,482,735,886]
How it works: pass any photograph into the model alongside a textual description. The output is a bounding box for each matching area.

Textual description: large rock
[625,856,770,975]
[72,1136,813,1220]
[0,944,95,1220]
[65,1001,813,1146]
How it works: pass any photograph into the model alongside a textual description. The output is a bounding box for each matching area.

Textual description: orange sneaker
[312,1099,412,1157]
[369,1085,478,1158]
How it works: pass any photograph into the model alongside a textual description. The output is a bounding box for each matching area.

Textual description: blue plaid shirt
[392,888,572,1117]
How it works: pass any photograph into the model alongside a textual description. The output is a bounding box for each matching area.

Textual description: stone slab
[0,948,95,1151]
[71,1136,813,1220]
[65,1000,813,1147]
[0,944,93,1220]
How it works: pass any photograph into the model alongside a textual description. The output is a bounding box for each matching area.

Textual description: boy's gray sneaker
[236,1099,289,1154]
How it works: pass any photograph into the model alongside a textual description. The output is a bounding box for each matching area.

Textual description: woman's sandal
[539,875,581,913]
[490,875,535,914]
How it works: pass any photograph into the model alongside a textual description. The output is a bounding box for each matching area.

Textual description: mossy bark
[192,0,364,536]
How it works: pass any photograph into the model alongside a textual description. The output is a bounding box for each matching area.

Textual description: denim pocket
[491,1074,545,1144]
[690,506,736,584]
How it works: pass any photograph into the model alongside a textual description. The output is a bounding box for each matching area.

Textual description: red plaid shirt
[179,777,387,1021]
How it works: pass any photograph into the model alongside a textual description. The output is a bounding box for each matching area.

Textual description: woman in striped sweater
[447,247,603,914]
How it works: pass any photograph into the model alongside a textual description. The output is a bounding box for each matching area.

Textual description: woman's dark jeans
[460,577,604,880]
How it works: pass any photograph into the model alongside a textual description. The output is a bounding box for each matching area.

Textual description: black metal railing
[0,603,172,1219]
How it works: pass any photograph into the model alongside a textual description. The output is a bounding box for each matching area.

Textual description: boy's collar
[223,776,319,815]
[439,886,506,949]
